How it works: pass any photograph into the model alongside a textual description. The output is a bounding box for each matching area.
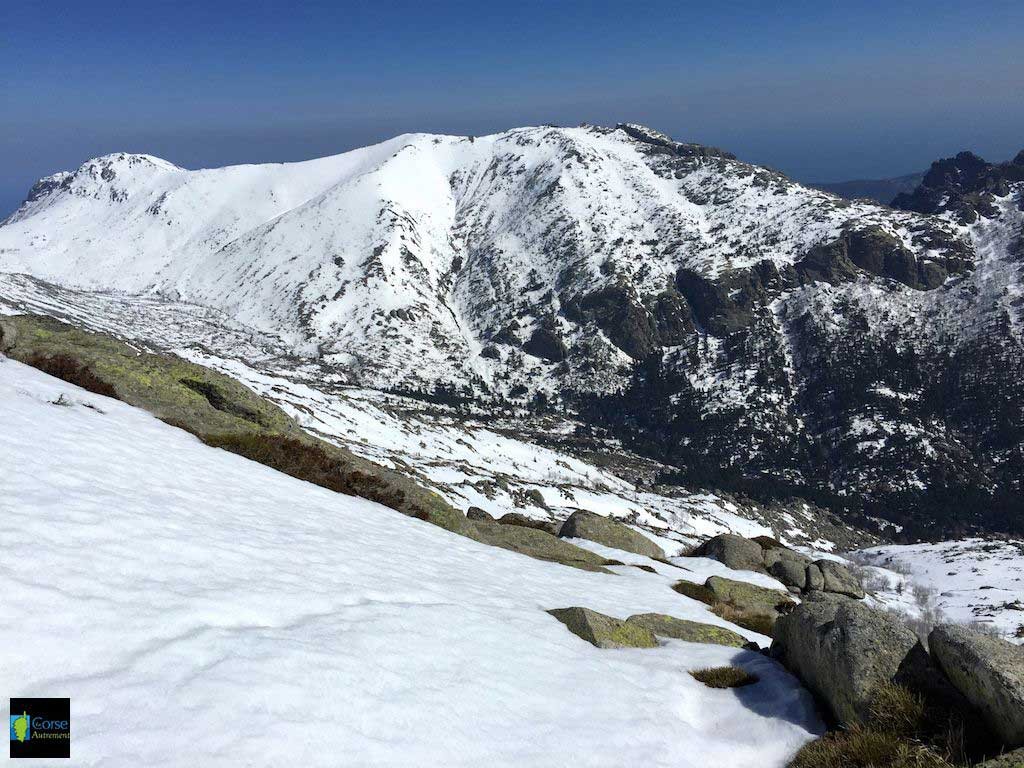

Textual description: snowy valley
[3,123,1024,767]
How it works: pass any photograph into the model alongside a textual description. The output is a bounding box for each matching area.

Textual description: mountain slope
[2,124,1022,536]
[0,356,821,766]
[0,124,969,388]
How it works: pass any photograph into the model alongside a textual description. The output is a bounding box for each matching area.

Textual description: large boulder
[929,624,1024,747]
[815,559,866,599]
[465,506,490,521]
[705,576,794,619]
[470,520,610,573]
[805,563,825,592]
[558,510,665,559]
[547,607,658,649]
[690,534,766,573]
[763,547,812,591]
[625,613,747,648]
[497,512,560,536]
[771,595,929,726]
[686,532,867,598]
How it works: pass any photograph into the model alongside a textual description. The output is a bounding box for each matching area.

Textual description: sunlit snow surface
[858,539,1024,643]
[0,358,822,766]
[0,272,813,549]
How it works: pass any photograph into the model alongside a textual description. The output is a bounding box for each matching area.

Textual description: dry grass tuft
[789,683,982,768]
[690,666,759,689]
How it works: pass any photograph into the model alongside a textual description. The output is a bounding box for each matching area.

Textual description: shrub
[200,432,412,513]
[690,666,759,689]
[789,728,955,768]
[24,353,118,399]
[789,682,984,768]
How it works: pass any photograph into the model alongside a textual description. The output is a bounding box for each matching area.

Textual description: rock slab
[930,624,1024,748]
[771,596,925,726]
[625,613,747,648]
[558,510,665,559]
[547,607,658,649]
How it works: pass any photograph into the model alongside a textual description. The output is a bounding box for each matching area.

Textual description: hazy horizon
[4,0,1023,217]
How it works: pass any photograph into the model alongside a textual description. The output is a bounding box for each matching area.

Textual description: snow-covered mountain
[2,124,1023,536]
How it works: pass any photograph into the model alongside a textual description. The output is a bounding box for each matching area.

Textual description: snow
[0,357,822,766]
[0,124,966,400]
[0,271,834,553]
[857,539,1024,643]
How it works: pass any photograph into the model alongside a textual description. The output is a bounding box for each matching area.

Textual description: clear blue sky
[3,0,1022,216]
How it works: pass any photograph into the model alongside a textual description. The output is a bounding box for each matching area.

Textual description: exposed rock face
[522,325,567,362]
[558,510,665,559]
[497,512,560,536]
[465,506,490,521]
[688,534,864,599]
[771,596,928,726]
[929,624,1024,747]
[815,559,866,599]
[894,150,1024,224]
[574,285,659,360]
[805,563,825,592]
[690,534,766,573]
[471,520,610,573]
[547,607,658,649]
[625,613,747,648]
[705,576,795,620]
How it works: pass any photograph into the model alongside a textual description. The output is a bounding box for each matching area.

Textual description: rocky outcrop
[929,624,1024,747]
[547,607,658,649]
[471,519,610,573]
[814,559,866,599]
[705,576,795,621]
[625,613,747,648]
[497,512,560,536]
[675,261,783,335]
[690,533,765,573]
[688,533,864,599]
[558,510,665,559]
[465,506,490,521]
[522,325,567,362]
[771,596,929,726]
[894,149,1024,224]
[673,576,794,637]
[793,225,968,290]
[574,285,659,360]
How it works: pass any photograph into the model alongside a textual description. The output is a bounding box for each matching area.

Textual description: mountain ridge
[2,123,1022,537]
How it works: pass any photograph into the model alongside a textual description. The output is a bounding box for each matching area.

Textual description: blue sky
[3,0,1022,216]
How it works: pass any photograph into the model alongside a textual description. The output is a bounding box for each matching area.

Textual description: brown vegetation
[690,666,759,689]
[23,353,119,399]
[789,683,981,768]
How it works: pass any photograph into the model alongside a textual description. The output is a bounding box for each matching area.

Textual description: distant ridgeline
[2,125,1022,538]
